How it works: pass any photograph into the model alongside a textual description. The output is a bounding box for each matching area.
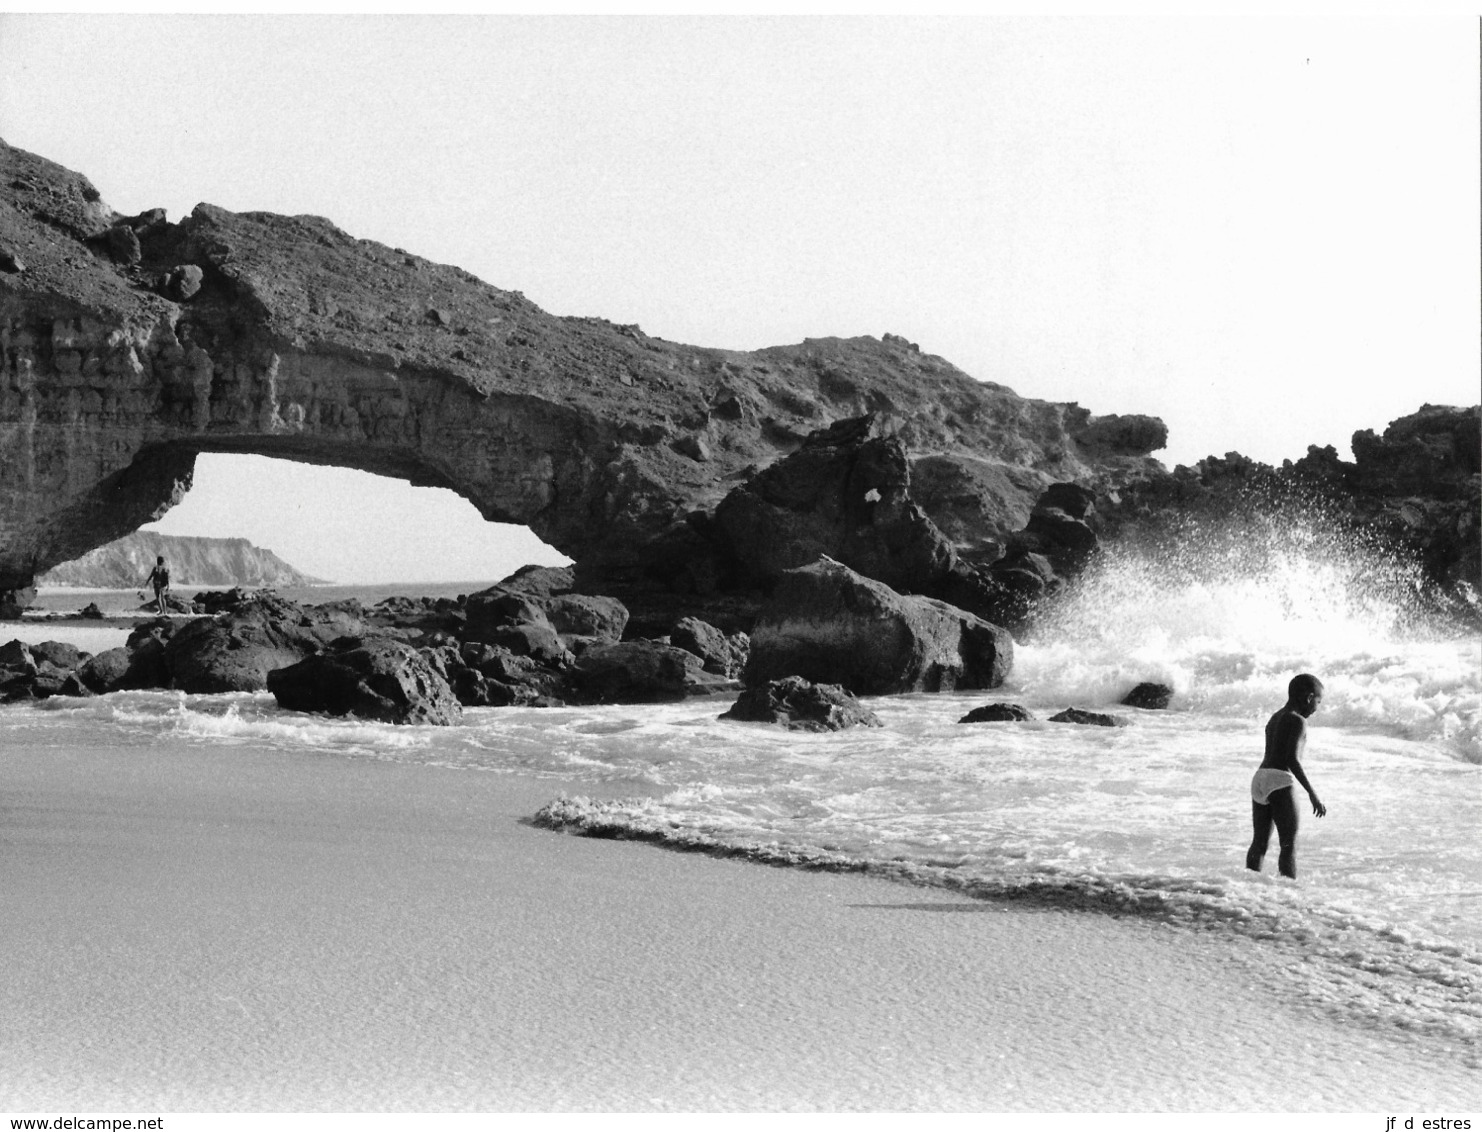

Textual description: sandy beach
[1,721,1474,1113]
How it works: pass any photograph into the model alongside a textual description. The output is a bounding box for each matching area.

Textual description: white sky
[1,14,1476,583]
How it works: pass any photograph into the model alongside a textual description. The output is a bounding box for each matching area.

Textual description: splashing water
[1014,504,1480,760]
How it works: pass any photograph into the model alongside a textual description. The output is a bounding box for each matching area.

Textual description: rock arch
[0,139,1167,610]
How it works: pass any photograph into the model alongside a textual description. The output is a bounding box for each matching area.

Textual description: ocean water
[11,522,1482,1067]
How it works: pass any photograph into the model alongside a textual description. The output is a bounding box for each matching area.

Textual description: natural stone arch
[0,138,1168,611]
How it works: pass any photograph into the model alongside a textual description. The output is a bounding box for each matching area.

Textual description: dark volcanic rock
[712,413,958,593]
[267,639,461,725]
[0,638,36,673]
[670,616,749,678]
[569,640,732,704]
[542,594,628,648]
[29,640,84,669]
[958,702,1034,723]
[1,638,91,700]
[78,647,131,693]
[164,592,367,693]
[744,557,1013,696]
[720,675,882,731]
[1122,682,1174,710]
[1049,707,1123,727]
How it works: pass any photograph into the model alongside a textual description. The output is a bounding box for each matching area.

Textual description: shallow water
[10,528,1482,1064]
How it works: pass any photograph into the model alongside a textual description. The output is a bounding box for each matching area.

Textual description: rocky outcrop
[743,557,1012,695]
[1,638,90,700]
[267,639,461,725]
[711,414,957,592]
[720,675,882,731]
[0,139,1164,620]
[38,531,325,588]
[149,591,366,693]
[1097,405,1481,618]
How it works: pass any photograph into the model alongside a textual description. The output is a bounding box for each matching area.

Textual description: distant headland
[38,532,326,589]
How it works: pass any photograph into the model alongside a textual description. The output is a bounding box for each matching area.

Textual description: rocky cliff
[0,139,1166,614]
[38,531,325,588]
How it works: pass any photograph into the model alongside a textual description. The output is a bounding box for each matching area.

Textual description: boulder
[1122,682,1173,710]
[30,640,85,670]
[488,564,576,601]
[164,592,368,693]
[79,602,105,619]
[464,580,625,656]
[267,639,462,725]
[958,702,1034,723]
[0,640,92,700]
[670,616,749,678]
[543,593,628,646]
[570,639,724,704]
[743,556,1013,695]
[720,675,882,731]
[78,647,132,693]
[0,638,36,674]
[1049,707,1123,727]
[28,665,89,699]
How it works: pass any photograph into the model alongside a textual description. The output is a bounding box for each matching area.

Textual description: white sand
[0,732,1474,1112]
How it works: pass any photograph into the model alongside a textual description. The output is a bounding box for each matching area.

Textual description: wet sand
[0,729,1474,1111]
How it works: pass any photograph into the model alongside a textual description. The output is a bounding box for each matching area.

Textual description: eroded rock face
[744,556,1013,695]
[712,414,958,592]
[0,139,1165,610]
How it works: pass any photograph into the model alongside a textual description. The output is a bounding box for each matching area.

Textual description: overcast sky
[2,14,1476,583]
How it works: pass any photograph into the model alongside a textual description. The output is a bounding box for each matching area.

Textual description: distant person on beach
[1247,673,1327,880]
[146,555,171,615]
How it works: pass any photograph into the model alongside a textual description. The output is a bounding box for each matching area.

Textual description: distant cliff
[39,532,327,589]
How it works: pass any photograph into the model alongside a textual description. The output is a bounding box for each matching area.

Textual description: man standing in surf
[1247,673,1327,880]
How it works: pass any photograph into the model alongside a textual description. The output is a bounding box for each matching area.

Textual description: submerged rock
[1049,707,1123,727]
[267,639,461,725]
[720,675,882,732]
[743,556,1013,696]
[958,702,1034,723]
[1122,682,1173,710]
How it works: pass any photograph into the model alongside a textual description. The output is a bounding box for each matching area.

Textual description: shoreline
[1,727,1474,1112]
